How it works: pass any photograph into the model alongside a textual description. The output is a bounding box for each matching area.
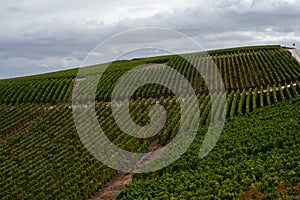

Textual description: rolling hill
[0,45,299,199]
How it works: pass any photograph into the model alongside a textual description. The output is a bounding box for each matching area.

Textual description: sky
[0,0,300,79]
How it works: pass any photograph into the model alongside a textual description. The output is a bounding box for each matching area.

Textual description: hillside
[0,45,299,199]
[119,97,300,199]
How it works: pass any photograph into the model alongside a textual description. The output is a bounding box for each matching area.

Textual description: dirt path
[91,172,132,200]
[242,82,297,96]
[257,83,297,94]
[142,63,168,70]
[289,49,300,64]
[91,136,163,200]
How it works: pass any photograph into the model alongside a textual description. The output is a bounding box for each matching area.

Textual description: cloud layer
[0,0,299,78]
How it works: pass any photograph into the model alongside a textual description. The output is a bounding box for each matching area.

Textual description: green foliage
[208,45,281,56]
[0,78,73,105]
[0,104,46,139]
[118,97,300,199]
[0,45,300,199]
[0,106,117,199]
[238,89,247,115]
[1,46,300,105]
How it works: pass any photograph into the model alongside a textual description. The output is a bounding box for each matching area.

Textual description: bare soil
[289,49,300,64]
[91,172,132,200]
[91,136,164,200]
[244,83,297,95]
[141,63,167,70]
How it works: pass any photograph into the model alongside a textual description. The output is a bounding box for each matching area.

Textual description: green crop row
[118,97,300,199]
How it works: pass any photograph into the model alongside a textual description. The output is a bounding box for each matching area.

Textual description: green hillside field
[0,45,299,199]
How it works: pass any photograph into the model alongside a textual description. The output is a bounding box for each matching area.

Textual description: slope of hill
[0,45,299,199]
[118,97,300,199]
[1,45,299,105]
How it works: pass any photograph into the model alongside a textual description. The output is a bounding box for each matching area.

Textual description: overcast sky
[0,0,299,79]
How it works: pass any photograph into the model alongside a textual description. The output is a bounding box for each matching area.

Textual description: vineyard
[0,45,299,199]
[119,97,300,199]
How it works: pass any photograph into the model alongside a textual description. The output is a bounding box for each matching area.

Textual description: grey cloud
[0,0,299,79]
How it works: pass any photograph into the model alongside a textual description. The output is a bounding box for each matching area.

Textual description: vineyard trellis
[0,46,300,199]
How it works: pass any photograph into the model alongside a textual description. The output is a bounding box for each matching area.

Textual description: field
[119,97,300,199]
[0,45,299,199]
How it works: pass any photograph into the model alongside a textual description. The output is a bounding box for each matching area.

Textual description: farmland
[0,45,299,199]
[119,97,300,199]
